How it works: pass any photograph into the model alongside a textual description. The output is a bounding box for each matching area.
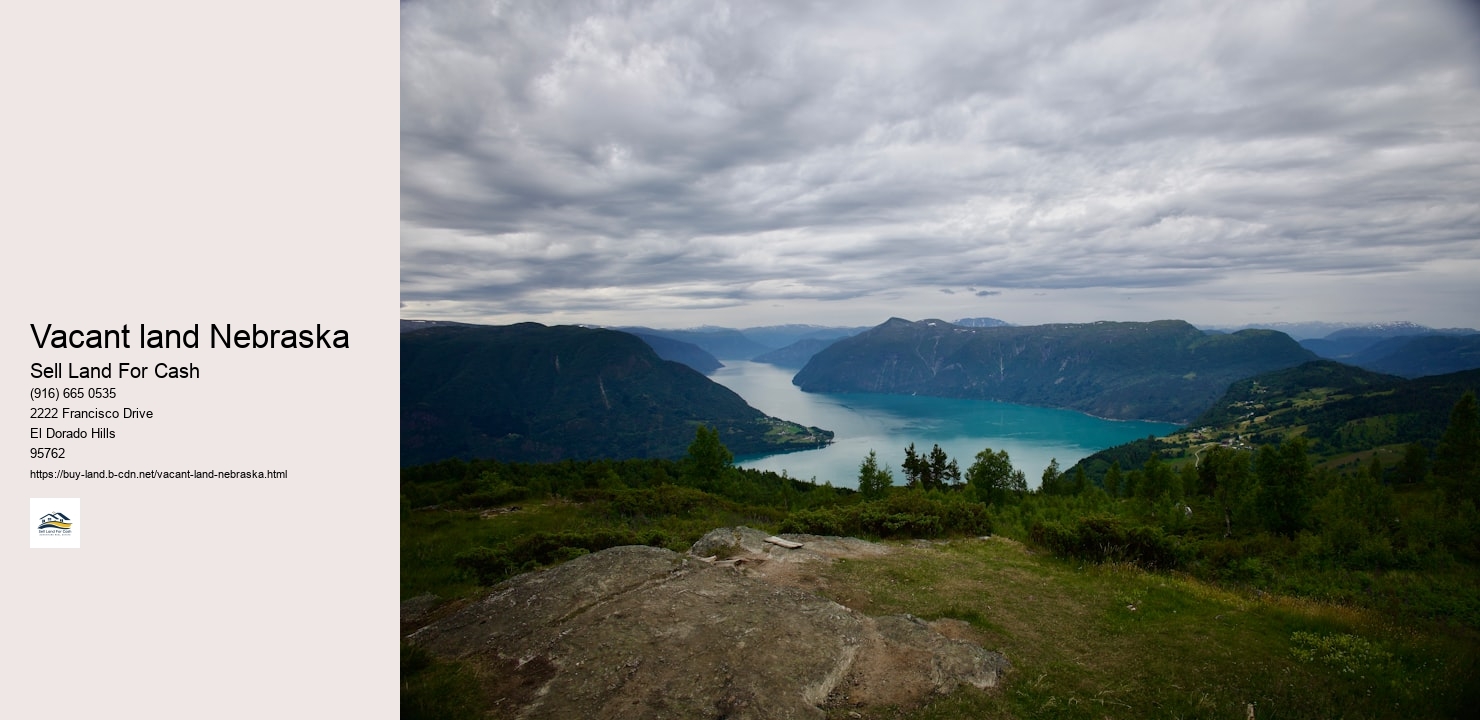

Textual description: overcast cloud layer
[402,0,1480,329]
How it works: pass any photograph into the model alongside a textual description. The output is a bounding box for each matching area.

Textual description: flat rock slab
[407,532,1009,719]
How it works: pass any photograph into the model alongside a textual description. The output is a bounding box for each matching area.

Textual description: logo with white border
[30,498,80,549]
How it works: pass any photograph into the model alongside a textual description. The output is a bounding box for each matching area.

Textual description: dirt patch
[405,530,1010,718]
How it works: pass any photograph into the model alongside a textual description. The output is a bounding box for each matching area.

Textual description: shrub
[780,493,991,539]
[1028,514,1187,569]
[455,485,532,508]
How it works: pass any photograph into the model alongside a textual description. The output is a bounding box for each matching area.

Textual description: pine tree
[1204,446,1254,538]
[1434,392,1480,503]
[857,449,894,500]
[682,425,733,490]
[1397,442,1429,485]
[1040,458,1063,495]
[945,458,963,489]
[902,443,924,489]
[1104,462,1123,498]
[926,444,952,491]
[1138,454,1172,500]
[1255,437,1312,537]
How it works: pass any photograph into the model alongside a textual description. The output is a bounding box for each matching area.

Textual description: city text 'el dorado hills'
[29,323,349,349]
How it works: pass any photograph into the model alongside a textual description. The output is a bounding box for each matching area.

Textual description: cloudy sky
[401,0,1480,331]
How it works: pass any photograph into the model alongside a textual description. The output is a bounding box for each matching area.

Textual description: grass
[400,466,1480,718]
[400,643,485,720]
[812,537,1478,719]
[402,500,595,600]
[401,494,785,600]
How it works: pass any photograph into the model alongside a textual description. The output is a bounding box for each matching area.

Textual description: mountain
[953,317,1013,328]
[1198,321,1480,342]
[735,324,866,350]
[1199,321,1364,341]
[1189,358,1480,450]
[1349,334,1480,378]
[1299,336,1386,359]
[1299,324,1436,359]
[752,337,840,369]
[401,319,476,333]
[1192,363,1480,456]
[793,318,1316,423]
[1071,361,1480,484]
[1294,322,1480,378]
[630,333,723,374]
[402,323,831,465]
[1323,322,1428,340]
[615,326,773,360]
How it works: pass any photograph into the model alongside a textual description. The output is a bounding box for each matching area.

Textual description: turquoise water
[711,361,1178,490]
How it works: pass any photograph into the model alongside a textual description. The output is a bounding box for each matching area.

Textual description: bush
[1028,514,1187,569]
[780,493,991,539]
[455,485,532,508]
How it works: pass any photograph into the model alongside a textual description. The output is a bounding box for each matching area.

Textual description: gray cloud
[402,0,1480,328]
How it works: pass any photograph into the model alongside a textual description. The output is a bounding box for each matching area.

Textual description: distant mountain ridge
[1204,320,1476,341]
[621,324,868,370]
[615,327,772,360]
[1292,323,1480,378]
[793,318,1317,423]
[1349,334,1480,378]
[736,325,867,349]
[401,323,831,465]
[952,317,1013,328]
[629,333,723,374]
[752,338,838,369]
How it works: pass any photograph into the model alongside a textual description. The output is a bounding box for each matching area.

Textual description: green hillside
[401,323,830,465]
[1071,362,1480,489]
[794,318,1315,422]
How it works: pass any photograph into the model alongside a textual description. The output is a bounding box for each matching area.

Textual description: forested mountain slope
[1071,361,1480,484]
[401,323,830,465]
[793,318,1315,422]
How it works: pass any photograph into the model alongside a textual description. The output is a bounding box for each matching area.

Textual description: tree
[945,459,963,488]
[1104,462,1124,498]
[1070,464,1088,496]
[967,447,1026,507]
[1202,446,1254,537]
[857,450,894,500]
[902,443,924,489]
[926,444,954,491]
[1312,459,1394,563]
[1434,392,1480,503]
[1137,454,1173,501]
[682,425,732,490]
[1255,436,1313,537]
[1175,462,1196,502]
[1396,442,1429,485]
[1040,458,1064,495]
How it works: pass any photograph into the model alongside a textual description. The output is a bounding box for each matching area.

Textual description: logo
[38,512,73,532]
[30,498,81,548]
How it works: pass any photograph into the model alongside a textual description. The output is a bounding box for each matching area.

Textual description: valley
[400,317,1480,719]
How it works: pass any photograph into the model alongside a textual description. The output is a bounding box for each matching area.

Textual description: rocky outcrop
[405,529,1010,719]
